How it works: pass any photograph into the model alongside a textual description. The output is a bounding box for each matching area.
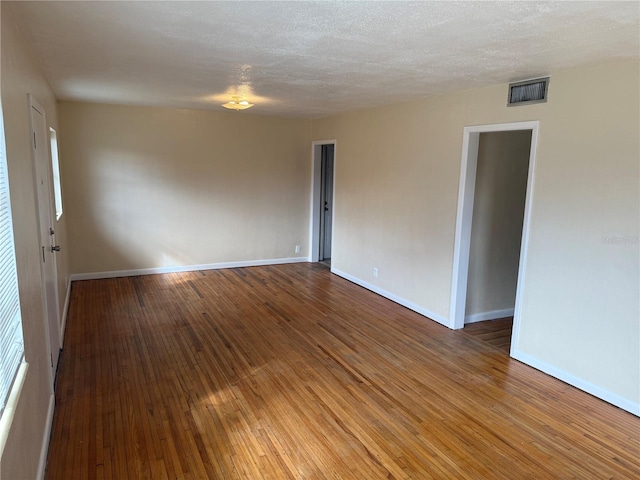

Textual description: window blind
[0,103,24,417]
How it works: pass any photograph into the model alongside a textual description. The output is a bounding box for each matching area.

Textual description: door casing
[449,121,539,357]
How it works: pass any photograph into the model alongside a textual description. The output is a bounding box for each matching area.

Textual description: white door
[29,95,60,383]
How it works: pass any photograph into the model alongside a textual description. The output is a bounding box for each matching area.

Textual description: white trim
[309,142,322,262]
[0,362,28,462]
[59,278,71,347]
[509,125,539,352]
[511,348,639,417]
[309,140,337,262]
[36,392,55,480]
[464,308,514,324]
[331,268,449,327]
[70,257,308,281]
[449,129,479,329]
[450,121,539,331]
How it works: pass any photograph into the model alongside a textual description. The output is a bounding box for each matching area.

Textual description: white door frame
[309,140,337,262]
[449,121,539,346]
[28,94,60,386]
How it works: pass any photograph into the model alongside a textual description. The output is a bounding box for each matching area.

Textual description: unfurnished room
[0,1,638,479]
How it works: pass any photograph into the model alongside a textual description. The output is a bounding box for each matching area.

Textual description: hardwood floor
[46,263,639,479]
[461,317,513,354]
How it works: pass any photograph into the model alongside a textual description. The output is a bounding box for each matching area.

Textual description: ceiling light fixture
[222,96,254,111]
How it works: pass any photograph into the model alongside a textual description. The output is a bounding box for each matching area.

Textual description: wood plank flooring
[460,317,513,354]
[46,263,640,479]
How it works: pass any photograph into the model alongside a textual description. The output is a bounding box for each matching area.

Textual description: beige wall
[465,130,531,319]
[312,60,639,409]
[58,102,312,274]
[1,6,71,479]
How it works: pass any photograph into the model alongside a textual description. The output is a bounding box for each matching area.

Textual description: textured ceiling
[6,1,640,118]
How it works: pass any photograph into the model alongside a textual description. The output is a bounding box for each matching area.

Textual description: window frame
[0,101,28,456]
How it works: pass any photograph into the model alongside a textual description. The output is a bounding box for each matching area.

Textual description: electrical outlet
[295,245,301,254]
[373,267,378,278]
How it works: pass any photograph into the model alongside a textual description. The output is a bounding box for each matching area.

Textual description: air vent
[507,77,549,106]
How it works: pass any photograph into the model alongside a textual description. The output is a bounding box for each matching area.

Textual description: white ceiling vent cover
[508,77,550,106]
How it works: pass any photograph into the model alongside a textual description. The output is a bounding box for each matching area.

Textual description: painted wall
[0,6,71,479]
[465,131,531,320]
[58,102,312,275]
[312,60,639,411]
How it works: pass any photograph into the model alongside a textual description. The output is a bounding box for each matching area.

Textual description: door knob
[51,245,61,252]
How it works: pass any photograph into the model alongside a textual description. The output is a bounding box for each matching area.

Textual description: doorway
[319,145,334,263]
[310,141,336,264]
[465,130,531,330]
[29,95,61,385]
[449,121,539,356]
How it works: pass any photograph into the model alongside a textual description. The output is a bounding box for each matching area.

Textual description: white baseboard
[36,392,55,480]
[331,268,449,327]
[511,348,639,417]
[69,257,308,281]
[465,307,514,324]
[59,279,71,347]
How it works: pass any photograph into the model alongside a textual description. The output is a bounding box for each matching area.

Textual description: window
[0,102,25,418]
[49,128,63,220]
